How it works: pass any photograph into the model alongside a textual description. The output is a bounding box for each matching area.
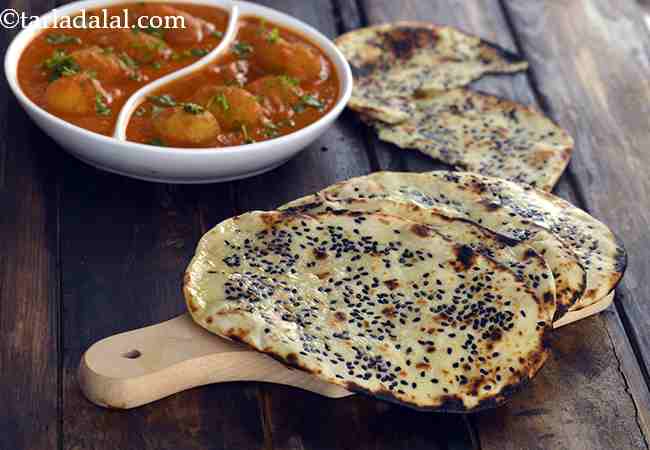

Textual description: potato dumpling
[98,29,171,64]
[70,46,133,82]
[45,73,107,115]
[192,85,265,131]
[152,104,220,145]
[135,5,216,44]
[246,75,303,117]
[249,34,328,82]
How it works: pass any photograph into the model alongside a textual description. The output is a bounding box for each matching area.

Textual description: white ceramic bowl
[5,0,353,183]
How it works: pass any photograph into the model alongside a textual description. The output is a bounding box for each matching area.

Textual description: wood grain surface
[1,1,60,448]
[0,0,649,449]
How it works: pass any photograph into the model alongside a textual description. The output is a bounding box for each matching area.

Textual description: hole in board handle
[122,350,142,359]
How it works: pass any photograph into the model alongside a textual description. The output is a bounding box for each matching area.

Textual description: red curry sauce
[126,17,340,147]
[17,3,229,136]
[17,4,340,148]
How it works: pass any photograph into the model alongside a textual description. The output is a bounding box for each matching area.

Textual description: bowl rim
[4,0,353,157]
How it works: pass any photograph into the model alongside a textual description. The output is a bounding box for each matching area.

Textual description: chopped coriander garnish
[301,95,325,109]
[293,102,306,113]
[182,102,205,114]
[208,93,229,112]
[43,50,80,81]
[146,138,165,146]
[148,94,176,107]
[151,61,162,70]
[45,33,81,45]
[190,48,210,57]
[151,105,164,117]
[279,74,299,86]
[233,41,253,57]
[134,106,147,117]
[211,30,224,39]
[118,52,139,69]
[293,94,325,113]
[266,28,280,43]
[241,124,254,144]
[95,93,111,116]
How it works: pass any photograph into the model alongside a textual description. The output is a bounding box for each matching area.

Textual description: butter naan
[185,209,554,412]
[335,22,528,124]
[368,89,573,191]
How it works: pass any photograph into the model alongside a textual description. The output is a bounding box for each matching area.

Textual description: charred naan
[335,22,528,124]
[185,210,553,412]
[368,89,573,191]
[316,171,624,310]
[283,196,561,318]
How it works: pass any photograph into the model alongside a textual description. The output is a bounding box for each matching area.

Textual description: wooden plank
[0,0,61,447]
[59,160,265,449]
[0,98,61,450]
[502,0,650,377]
[502,0,650,443]
[356,0,650,449]
[258,384,475,450]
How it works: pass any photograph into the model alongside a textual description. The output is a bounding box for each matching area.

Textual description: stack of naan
[184,171,626,413]
[335,23,574,191]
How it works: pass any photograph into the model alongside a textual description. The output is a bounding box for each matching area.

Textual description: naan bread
[335,22,528,124]
[316,171,624,310]
[184,209,553,412]
[368,89,573,191]
[283,196,560,318]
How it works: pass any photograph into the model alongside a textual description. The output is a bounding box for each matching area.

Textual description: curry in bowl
[126,17,339,147]
[17,3,340,148]
[17,3,229,136]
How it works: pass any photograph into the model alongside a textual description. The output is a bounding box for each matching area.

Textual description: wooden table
[2,0,650,448]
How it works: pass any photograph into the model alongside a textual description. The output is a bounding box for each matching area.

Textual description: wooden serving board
[79,291,615,409]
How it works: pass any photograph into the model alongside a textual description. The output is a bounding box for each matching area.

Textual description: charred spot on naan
[377,25,441,60]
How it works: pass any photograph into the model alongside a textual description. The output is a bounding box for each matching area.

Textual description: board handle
[79,314,351,409]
